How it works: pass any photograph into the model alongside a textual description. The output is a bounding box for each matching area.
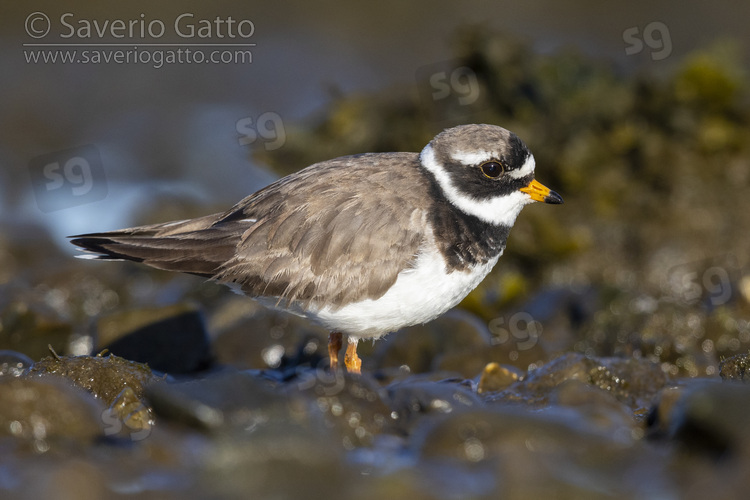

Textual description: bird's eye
[480,161,504,178]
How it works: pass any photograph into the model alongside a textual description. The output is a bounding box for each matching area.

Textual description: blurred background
[1,0,749,371]
[4,2,750,499]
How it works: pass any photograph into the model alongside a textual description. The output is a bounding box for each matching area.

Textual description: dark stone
[98,304,211,374]
[652,379,750,459]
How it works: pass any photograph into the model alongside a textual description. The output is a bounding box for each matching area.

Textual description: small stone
[477,362,520,394]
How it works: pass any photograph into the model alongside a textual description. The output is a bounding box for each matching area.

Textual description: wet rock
[0,350,34,377]
[0,425,199,499]
[645,384,687,438]
[12,459,108,500]
[289,369,394,449]
[719,352,750,381]
[373,310,492,377]
[26,351,157,405]
[387,377,482,433]
[0,377,104,445]
[145,369,292,431]
[551,379,641,436]
[97,304,211,374]
[200,420,349,500]
[653,379,750,459]
[411,406,667,498]
[486,352,667,414]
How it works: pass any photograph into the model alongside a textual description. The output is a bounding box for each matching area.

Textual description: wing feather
[215,153,431,309]
[71,152,432,310]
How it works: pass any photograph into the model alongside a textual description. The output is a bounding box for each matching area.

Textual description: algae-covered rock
[486,352,667,414]
[26,350,157,405]
[719,352,750,382]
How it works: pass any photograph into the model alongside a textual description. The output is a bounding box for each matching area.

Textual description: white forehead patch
[450,150,495,166]
[420,144,535,226]
[508,154,536,179]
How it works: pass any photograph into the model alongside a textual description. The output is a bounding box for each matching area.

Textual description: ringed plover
[71,124,563,373]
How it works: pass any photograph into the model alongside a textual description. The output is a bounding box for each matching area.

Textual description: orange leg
[344,340,362,374]
[328,332,343,371]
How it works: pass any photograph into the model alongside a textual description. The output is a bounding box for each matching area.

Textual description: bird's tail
[69,214,238,277]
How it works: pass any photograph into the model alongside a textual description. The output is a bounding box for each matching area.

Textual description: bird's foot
[344,340,361,374]
[328,332,342,371]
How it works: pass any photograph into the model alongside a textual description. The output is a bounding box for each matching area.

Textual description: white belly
[305,248,501,339]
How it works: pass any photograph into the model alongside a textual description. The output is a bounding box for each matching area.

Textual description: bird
[70,124,562,374]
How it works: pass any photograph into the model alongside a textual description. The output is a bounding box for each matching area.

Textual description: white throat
[420,144,534,227]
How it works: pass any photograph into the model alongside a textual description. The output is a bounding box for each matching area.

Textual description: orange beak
[520,179,563,204]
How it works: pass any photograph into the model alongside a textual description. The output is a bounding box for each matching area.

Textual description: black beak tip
[545,190,564,205]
